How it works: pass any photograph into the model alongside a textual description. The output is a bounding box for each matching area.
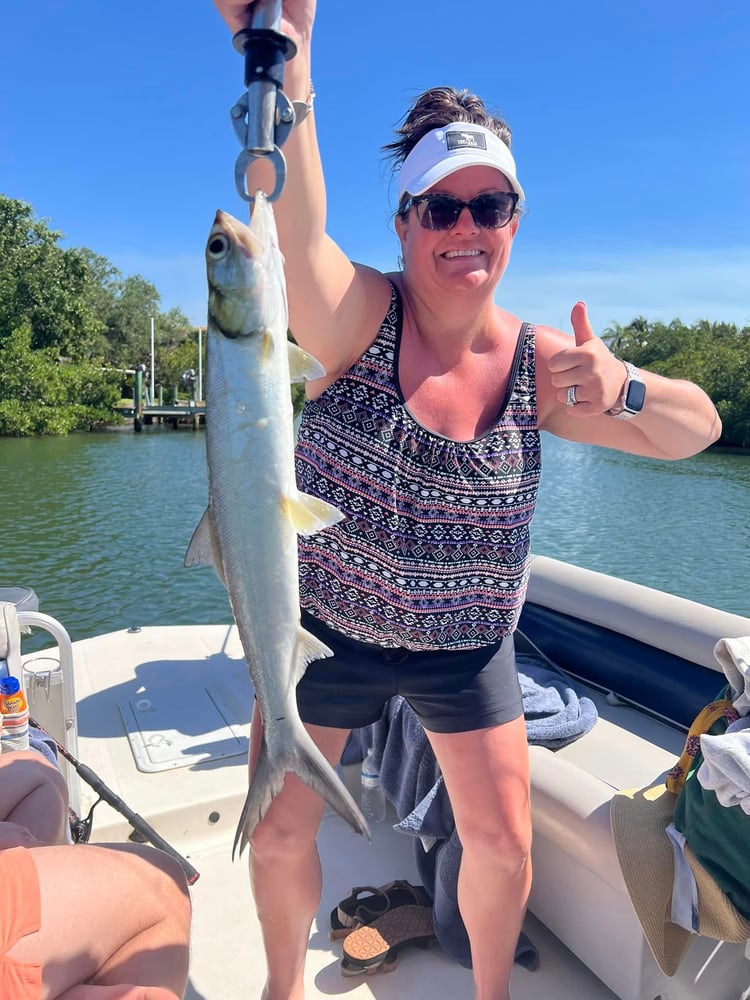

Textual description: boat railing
[10,607,81,817]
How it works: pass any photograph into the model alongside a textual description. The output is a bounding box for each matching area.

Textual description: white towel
[666,823,700,932]
[713,637,750,715]
[698,717,750,814]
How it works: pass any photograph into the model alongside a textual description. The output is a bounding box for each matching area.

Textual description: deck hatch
[118,685,248,772]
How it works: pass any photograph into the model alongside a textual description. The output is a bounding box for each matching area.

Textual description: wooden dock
[115,403,206,432]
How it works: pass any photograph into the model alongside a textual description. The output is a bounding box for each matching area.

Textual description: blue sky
[3,0,748,337]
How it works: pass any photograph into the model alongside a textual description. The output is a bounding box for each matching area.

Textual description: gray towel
[517,656,599,749]
[28,725,59,767]
[343,650,598,969]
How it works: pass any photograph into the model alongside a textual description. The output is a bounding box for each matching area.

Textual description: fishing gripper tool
[231,0,297,203]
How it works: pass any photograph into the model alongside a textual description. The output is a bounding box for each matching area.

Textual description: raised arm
[537,302,722,459]
[213,0,391,382]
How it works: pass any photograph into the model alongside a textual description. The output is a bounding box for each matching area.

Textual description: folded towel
[698,716,750,814]
[344,646,597,969]
[28,725,59,767]
[713,637,750,715]
[517,655,599,749]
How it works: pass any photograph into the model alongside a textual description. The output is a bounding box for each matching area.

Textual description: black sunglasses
[404,191,519,231]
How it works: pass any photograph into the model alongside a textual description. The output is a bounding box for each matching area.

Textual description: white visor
[397,122,524,203]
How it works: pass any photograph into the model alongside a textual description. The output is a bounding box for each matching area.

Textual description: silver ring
[566,385,578,407]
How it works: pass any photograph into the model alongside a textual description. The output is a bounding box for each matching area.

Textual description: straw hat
[610,779,750,977]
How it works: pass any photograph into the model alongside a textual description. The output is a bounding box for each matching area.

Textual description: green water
[533,434,749,615]
[1,428,748,649]
[0,429,228,644]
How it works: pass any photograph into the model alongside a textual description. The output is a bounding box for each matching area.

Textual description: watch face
[625,379,647,413]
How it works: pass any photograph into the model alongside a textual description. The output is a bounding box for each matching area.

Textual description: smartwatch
[606,361,646,420]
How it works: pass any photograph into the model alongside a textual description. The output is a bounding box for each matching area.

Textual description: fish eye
[208,234,230,258]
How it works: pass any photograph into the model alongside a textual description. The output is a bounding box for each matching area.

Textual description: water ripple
[1,429,748,653]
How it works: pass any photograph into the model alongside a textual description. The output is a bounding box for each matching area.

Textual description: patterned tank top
[295,282,541,651]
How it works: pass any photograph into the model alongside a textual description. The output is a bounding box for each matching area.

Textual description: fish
[185,191,370,857]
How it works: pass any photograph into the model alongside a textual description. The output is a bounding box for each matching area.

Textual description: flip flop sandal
[329,880,431,940]
[340,950,399,977]
[340,903,435,975]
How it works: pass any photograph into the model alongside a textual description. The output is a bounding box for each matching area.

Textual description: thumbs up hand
[571,301,597,347]
[547,302,626,416]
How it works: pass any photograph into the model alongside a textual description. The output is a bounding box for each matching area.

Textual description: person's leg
[7,841,191,1000]
[0,750,69,844]
[57,987,179,1000]
[246,703,351,1000]
[426,716,531,1000]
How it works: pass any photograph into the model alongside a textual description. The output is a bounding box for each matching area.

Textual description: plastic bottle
[360,747,386,823]
[0,677,30,752]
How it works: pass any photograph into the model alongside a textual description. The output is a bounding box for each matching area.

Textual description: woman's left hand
[547,302,626,417]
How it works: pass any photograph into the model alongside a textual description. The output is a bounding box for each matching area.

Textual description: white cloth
[666,822,699,932]
[698,716,750,815]
[713,637,750,715]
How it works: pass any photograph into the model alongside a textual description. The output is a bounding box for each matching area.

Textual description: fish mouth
[204,209,265,340]
[205,196,281,341]
[208,209,262,264]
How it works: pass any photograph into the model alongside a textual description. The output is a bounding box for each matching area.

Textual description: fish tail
[231,741,281,860]
[231,726,370,859]
[289,724,371,842]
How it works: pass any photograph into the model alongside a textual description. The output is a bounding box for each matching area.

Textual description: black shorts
[296,610,523,734]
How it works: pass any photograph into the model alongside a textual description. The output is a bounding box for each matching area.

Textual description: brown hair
[383,87,514,215]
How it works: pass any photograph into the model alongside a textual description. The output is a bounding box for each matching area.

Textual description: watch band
[606,361,646,420]
[292,82,316,125]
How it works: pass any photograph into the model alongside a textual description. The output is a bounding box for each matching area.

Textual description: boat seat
[0,597,81,818]
[519,556,750,1000]
[527,692,750,1000]
[533,694,682,886]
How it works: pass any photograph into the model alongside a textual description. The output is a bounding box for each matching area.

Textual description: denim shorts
[296,610,523,734]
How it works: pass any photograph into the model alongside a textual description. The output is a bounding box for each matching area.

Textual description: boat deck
[59,623,617,999]
[185,820,617,999]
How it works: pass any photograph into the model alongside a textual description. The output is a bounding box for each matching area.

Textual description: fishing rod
[29,718,200,885]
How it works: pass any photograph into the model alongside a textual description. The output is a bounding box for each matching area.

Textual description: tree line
[1,194,748,447]
[0,195,200,435]
[602,318,750,449]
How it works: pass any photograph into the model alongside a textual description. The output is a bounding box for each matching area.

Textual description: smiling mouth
[442,249,483,259]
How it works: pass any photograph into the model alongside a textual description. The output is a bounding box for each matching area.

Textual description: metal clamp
[230,89,296,202]
[230,0,297,204]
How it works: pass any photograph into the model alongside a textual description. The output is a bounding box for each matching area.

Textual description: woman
[215,3,721,997]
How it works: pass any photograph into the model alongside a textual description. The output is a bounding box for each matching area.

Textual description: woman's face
[396,165,519,297]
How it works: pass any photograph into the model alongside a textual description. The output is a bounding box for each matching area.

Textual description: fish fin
[296,627,334,680]
[232,723,370,859]
[184,507,226,586]
[283,491,345,536]
[287,342,326,383]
